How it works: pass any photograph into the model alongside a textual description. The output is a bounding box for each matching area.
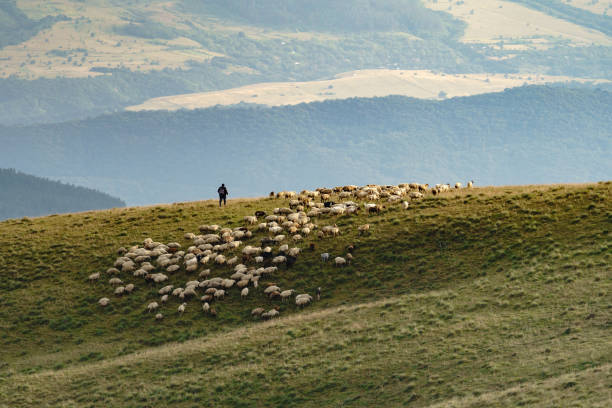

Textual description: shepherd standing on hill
[217,183,228,207]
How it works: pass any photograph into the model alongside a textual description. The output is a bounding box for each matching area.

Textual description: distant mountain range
[0,168,125,220]
[0,0,610,125]
[1,86,609,206]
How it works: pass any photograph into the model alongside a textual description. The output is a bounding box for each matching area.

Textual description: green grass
[0,182,610,407]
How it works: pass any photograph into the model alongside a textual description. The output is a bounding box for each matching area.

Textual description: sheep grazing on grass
[166,265,180,273]
[159,285,173,295]
[109,277,123,286]
[178,303,187,314]
[346,253,353,264]
[402,201,410,210]
[160,294,168,303]
[106,267,120,275]
[98,297,110,307]
[251,307,265,317]
[334,257,346,267]
[199,269,210,278]
[264,285,281,295]
[467,180,474,188]
[155,313,164,320]
[244,215,258,225]
[150,273,168,283]
[214,289,225,300]
[241,287,249,299]
[147,302,159,312]
[262,309,280,319]
[295,294,313,307]
[125,283,135,293]
[272,255,287,265]
[358,224,370,235]
[280,290,295,302]
[88,272,100,282]
[409,191,423,199]
[321,253,330,262]
[202,302,210,313]
[455,182,462,189]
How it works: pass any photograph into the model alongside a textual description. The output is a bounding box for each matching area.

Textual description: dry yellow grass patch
[566,0,612,15]
[423,0,612,47]
[126,69,609,111]
[3,0,218,79]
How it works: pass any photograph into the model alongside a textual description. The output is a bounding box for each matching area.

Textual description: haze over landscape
[0,1,610,407]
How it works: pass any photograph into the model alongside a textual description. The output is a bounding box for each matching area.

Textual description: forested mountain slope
[0,168,125,220]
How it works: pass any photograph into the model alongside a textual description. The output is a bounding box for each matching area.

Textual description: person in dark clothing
[218,184,228,207]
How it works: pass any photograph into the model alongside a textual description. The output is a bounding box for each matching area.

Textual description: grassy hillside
[0,168,125,220]
[0,182,609,407]
[1,86,610,205]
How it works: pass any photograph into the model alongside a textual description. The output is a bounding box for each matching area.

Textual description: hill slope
[1,86,610,205]
[0,168,125,220]
[0,182,609,406]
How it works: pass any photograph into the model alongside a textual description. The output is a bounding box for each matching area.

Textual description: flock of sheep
[92,181,473,321]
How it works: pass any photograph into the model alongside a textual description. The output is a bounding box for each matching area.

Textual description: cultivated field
[127,69,609,111]
[0,182,610,407]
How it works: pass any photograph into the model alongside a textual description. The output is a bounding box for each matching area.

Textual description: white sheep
[88,272,100,282]
[272,256,287,264]
[155,313,164,320]
[214,289,225,300]
[295,294,313,307]
[280,289,295,302]
[109,277,123,286]
[334,257,346,267]
[467,180,474,188]
[321,253,330,262]
[147,301,159,312]
[255,256,264,263]
[202,302,210,313]
[178,303,186,314]
[241,287,249,299]
[160,294,168,303]
[125,283,135,293]
[264,285,280,294]
[98,297,110,307]
[402,201,410,210]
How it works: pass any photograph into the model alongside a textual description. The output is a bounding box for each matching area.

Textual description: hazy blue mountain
[0,168,125,220]
[1,86,609,205]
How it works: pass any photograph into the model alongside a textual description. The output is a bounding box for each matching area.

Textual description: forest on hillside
[1,86,609,205]
[0,168,125,220]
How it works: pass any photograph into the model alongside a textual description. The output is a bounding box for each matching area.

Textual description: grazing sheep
[402,201,410,210]
[264,285,281,294]
[88,272,100,282]
[251,307,265,317]
[178,303,186,314]
[467,180,474,188]
[280,289,295,302]
[155,313,164,320]
[295,294,313,307]
[346,253,353,264]
[241,287,249,299]
[272,255,287,265]
[121,261,136,273]
[455,182,462,189]
[199,269,211,278]
[409,191,424,199]
[160,294,169,303]
[334,257,346,267]
[147,302,159,312]
[255,256,264,263]
[98,297,110,307]
[202,302,210,313]
[125,283,135,293]
[106,267,120,275]
[151,273,168,283]
[244,215,258,225]
[109,277,123,286]
[261,309,280,319]
[159,285,174,295]
[167,265,180,273]
[321,253,330,262]
[358,224,370,235]
[214,289,225,300]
